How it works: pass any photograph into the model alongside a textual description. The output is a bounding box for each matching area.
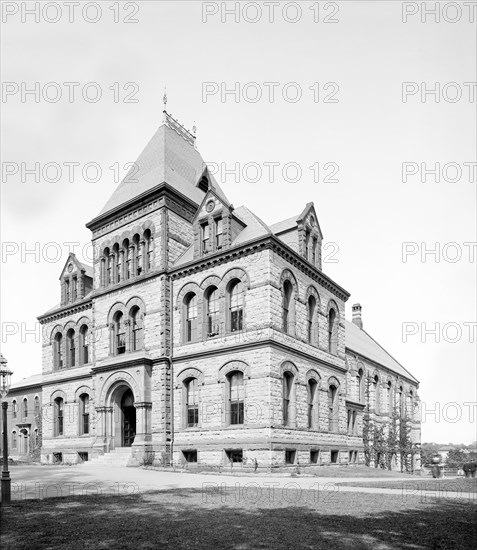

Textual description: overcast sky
[1,1,476,444]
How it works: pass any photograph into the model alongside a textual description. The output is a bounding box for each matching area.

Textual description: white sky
[1,1,476,444]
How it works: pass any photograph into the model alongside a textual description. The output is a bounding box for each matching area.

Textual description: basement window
[330,450,339,464]
[78,452,88,462]
[226,449,243,463]
[183,450,198,463]
[53,452,63,465]
[310,450,320,464]
[285,449,296,465]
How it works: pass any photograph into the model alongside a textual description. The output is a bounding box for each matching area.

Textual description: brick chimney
[352,303,363,329]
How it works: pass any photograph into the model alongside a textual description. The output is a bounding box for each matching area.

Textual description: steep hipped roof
[345,320,418,384]
[97,118,229,217]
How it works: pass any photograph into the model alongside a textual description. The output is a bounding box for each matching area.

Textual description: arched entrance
[19,428,29,456]
[110,385,137,448]
[121,389,136,447]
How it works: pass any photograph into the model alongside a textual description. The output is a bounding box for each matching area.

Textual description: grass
[1,488,476,549]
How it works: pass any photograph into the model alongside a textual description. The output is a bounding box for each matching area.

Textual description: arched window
[105,248,112,285]
[12,431,17,449]
[282,372,294,426]
[54,333,63,369]
[23,398,28,419]
[386,381,392,413]
[54,397,64,436]
[144,229,153,272]
[282,280,294,334]
[312,237,317,264]
[307,296,316,344]
[34,396,40,416]
[357,369,364,403]
[328,384,339,432]
[79,325,89,365]
[229,371,244,425]
[12,399,17,419]
[133,234,142,276]
[185,378,199,427]
[123,239,131,280]
[79,394,90,435]
[328,308,338,354]
[114,312,126,355]
[184,294,198,343]
[206,287,219,338]
[307,379,318,429]
[65,278,70,302]
[113,243,121,284]
[66,329,75,367]
[130,307,143,351]
[373,375,380,412]
[229,281,244,332]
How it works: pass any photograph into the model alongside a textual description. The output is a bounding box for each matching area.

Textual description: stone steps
[84,447,134,467]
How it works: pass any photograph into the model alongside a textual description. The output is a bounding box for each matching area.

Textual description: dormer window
[201,223,210,254]
[215,218,223,249]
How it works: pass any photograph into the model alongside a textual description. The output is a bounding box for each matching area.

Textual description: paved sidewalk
[7,464,476,502]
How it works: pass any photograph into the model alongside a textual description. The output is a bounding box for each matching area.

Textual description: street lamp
[0,353,13,506]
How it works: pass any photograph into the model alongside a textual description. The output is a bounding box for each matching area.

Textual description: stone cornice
[86,183,198,236]
[173,338,347,374]
[92,353,153,373]
[345,399,366,410]
[171,235,350,302]
[37,299,92,325]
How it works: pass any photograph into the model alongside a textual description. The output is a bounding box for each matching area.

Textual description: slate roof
[345,320,418,383]
[269,214,298,235]
[10,373,43,391]
[97,122,229,217]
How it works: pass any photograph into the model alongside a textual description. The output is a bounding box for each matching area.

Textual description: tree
[446,448,468,468]
[421,443,440,466]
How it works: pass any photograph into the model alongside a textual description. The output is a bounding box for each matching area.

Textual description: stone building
[4,111,421,469]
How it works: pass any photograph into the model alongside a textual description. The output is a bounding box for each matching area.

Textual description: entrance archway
[121,389,136,447]
[19,428,29,456]
[110,385,136,448]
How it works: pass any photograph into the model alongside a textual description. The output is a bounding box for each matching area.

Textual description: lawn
[1,488,476,549]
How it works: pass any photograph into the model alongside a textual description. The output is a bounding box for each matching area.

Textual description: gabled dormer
[59,254,93,307]
[297,203,323,269]
[192,185,237,259]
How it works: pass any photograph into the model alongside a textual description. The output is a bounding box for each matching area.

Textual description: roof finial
[192,121,197,135]
[163,87,167,110]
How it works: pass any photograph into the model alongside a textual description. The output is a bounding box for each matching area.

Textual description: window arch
[386,381,392,413]
[34,396,40,416]
[357,368,364,403]
[22,398,28,419]
[79,394,90,435]
[282,280,295,334]
[113,243,121,284]
[184,293,198,343]
[229,280,244,332]
[328,383,339,432]
[373,375,380,412]
[307,378,319,429]
[104,247,112,286]
[54,397,64,436]
[133,234,142,276]
[307,295,317,345]
[66,328,75,368]
[144,229,153,272]
[282,371,295,426]
[113,311,126,355]
[328,308,338,354]
[228,371,244,425]
[54,332,63,369]
[205,286,220,338]
[79,324,90,365]
[129,306,143,351]
[185,378,199,428]
[12,399,17,419]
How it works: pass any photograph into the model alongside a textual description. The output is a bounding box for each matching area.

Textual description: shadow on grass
[1,488,476,550]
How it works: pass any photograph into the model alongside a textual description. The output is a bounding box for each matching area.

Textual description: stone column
[132,402,152,445]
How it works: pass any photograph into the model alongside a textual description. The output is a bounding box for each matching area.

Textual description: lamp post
[0,353,13,506]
